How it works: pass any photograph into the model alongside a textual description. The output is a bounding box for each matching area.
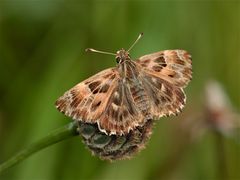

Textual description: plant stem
[0,121,79,175]
[214,130,228,180]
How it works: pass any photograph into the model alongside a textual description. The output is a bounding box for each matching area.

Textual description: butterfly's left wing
[135,50,192,118]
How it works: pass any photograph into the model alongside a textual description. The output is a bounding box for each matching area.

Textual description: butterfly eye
[116,57,121,63]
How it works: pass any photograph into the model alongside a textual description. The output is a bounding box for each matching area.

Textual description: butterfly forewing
[56,68,119,124]
[136,50,192,88]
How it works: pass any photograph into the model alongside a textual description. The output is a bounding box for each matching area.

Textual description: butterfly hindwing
[98,79,147,135]
[138,71,186,118]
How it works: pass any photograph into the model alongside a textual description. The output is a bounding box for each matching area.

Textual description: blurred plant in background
[0,1,239,180]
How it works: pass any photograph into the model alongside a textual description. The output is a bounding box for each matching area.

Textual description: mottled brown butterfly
[55,33,192,160]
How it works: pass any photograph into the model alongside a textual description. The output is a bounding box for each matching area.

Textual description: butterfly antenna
[127,33,143,52]
[85,48,116,56]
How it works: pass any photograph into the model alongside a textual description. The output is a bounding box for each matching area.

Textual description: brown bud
[77,120,154,161]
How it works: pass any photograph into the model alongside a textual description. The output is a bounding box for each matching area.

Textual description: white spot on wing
[152,77,157,83]
[112,103,119,111]
[97,120,108,135]
[114,91,119,98]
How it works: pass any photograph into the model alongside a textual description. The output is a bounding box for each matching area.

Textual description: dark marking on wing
[152,65,163,72]
[154,56,166,66]
[91,101,102,111]
[99,84,110,93]
[88,81,101,92]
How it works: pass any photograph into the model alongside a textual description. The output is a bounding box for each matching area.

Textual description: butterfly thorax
[115,49,152,119]
[116,49,136,78]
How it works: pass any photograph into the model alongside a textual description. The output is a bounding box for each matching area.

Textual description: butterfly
[55,33,192,136]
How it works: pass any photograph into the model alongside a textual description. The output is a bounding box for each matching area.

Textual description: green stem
[0,121,79,175]
[214,130,228,180]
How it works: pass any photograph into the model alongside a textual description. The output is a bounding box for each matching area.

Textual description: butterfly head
[115,49,131,63]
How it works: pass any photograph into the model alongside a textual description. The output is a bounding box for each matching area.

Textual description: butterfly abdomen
[129,81,150,116]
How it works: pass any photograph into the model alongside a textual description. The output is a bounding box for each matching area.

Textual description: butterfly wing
[56,68,120,125]
[139,72,186,118]
[98,77,148,135]
[56,67,145,135]
[135,50,192,118]
[136,50,192,87]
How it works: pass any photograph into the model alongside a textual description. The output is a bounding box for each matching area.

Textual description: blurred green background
[0,1,240,180]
